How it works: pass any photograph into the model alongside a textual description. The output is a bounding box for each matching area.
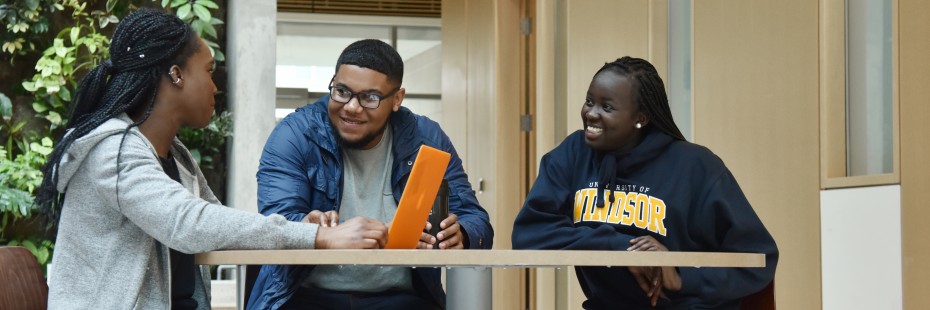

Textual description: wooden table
[195,249,764,309]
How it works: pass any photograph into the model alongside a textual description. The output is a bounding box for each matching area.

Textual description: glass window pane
[668,0,692,141]
[275,20,442,121]
[276,22,392,92]
[846,0,893,176]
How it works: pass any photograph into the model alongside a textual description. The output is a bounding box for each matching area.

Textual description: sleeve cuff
[672,267,702,297]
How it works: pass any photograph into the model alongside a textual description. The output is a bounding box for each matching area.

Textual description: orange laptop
[384,145,451,249]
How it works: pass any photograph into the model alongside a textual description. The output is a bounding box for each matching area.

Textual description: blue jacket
[512,130,777,309]
[247,96,493,310]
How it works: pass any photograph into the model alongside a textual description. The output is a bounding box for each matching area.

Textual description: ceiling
[278,0,441,18]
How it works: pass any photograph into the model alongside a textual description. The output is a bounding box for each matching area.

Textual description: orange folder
[385,145,452,249]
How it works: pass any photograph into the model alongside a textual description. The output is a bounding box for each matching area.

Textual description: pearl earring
[635,123,642,129]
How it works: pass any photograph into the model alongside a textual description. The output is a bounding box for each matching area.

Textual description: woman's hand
[315,216,387,249]
[627,235,681,306]
[302,210,339,227]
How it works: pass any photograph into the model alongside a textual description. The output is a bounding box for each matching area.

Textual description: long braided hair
[595,56,686,141]
[36,9,201,224]
[592,57,686,208]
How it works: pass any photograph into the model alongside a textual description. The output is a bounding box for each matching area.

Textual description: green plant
[0,138,52,242]
[21,0,114,131]
[1,0,230,276]
[0,0,55,60]
[163,0,224,62]
[178,110,231,170]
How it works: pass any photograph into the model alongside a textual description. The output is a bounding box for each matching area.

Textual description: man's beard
[336,125,387,150]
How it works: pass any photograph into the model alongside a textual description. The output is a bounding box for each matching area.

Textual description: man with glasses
[247,39,493,310]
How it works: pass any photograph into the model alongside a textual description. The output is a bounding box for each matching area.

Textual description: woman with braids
[511,56,778,309]
[36,9,388,309]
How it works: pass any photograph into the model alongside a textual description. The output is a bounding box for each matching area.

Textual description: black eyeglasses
[328,84,401,109]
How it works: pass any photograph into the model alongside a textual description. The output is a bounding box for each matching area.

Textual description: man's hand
[315,216,387,249]
[302,210,339,227]
[417,214,464,249]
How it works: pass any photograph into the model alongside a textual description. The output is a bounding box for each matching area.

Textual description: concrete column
[226,0,277,212]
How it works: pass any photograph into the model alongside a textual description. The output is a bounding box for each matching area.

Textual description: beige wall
[447,0,930,309]
[561,0,652,138]
[539,0,667,308]
[543,0,822,309]
[693,1,821,309]
[442,0,523,309]
[899,0,930,309]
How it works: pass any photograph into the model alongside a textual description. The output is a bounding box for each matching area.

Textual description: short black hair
[335,39,404,85]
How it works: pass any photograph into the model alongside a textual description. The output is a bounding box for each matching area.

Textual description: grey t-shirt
[304,126,413,292]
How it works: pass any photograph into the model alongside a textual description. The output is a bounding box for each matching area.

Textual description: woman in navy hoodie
[512,57,778,309]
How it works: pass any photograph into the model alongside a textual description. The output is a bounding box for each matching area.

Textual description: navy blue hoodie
[512,129,778,310]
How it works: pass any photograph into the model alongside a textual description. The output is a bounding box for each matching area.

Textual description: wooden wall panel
[899,0,930,308]
[563,0,650,138]
[442,0,524,308]
[692,1,821,309]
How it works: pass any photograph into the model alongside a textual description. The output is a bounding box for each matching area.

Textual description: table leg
[237,265,245,310]
[447,267,492,310]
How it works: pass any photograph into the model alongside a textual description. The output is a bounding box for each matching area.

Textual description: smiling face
[328,64,404,150]
[175,36,217,129]
[581,70,647,152]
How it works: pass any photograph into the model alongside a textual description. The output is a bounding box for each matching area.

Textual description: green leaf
[199,0,219,9]
[193,4,211,22]
[25,0,39,11]
[22,81,37,92]
[177,4,192,20]
[21,239,37,253]
[59,87,71,102]
[10,120,26,133]
[34,246,49,264]
[30,141,52,156]
[70,27,79,44]
[106,0,118,12]
[0,93,11,118]
[162,0,171,8]
[46,111,62,125]
[191,18,205,34]
[201,21,217,38]
[170,0,187,8]
[32,102,48,113]
[214,49,225,62]
[209,17,224,25]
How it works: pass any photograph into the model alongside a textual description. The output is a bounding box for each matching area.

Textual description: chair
[741,280,775,310]
[0,246,48,310]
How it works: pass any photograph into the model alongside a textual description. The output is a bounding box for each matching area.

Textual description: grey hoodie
[47,115,319,309]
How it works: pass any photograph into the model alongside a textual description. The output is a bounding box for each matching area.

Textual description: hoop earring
[172,77,182,85]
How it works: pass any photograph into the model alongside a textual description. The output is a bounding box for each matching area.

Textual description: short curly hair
[335,39,404,85]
